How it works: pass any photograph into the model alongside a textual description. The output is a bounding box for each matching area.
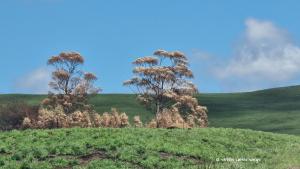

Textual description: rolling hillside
[0,85,300,135]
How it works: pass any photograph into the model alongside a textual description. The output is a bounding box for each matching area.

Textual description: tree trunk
[156,101,160,128]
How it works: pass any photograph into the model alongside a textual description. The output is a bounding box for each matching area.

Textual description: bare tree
[124,49,208,127]
[43,52,100,113]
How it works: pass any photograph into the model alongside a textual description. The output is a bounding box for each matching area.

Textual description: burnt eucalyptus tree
[43,52,100,113]
[124,49,208,127]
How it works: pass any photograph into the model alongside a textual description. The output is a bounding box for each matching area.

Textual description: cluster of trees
[1,50,208,129]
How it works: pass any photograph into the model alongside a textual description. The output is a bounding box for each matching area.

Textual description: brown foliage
[84,73,97,81]
[68,111,93,128]
[46,52,100,114]
[22,117,32,129]
[48,52,84,65]
[93,113,102,127]
[22,107,130,129]
[133,57,158,65]
[146,119,157,128]
[34,106,69,129]
[120,112,130,127]
[147,108,190,128]
[170,94,208,127]
[96,108,130,128]
[100,113,111,127]
[133,116,143,127]
[124,49,208,128]
[22,106,92,129]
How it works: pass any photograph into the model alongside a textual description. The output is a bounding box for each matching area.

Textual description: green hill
[197,85,300,135]
[0,128,299,169]
[1,85,300,135]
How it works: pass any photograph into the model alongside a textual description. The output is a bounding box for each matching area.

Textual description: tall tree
[43,52,100,113]
[124,49,208,127]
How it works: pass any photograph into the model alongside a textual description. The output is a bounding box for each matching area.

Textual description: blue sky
[1,0,300,94]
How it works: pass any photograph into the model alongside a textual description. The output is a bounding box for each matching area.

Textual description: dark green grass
[1,85,300,135]
[0,128,299,169]
[198,85,300,135]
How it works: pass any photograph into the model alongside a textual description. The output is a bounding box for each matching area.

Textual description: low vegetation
[0,128,299,169]
[1,85,299,134]
[22,107,131,129]
[0,102,38,130]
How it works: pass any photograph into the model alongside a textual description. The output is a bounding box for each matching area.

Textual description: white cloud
[214,18,300,91]
[15,67,51,94]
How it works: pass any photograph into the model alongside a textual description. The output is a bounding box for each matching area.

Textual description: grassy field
[0,128,299,169]
[1,85,300,135]
[1,86,300,168]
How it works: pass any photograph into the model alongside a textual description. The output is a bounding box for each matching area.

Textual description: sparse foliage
[43,52,100,113]
[124,49,208,127]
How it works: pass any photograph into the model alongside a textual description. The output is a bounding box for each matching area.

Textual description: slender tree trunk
[156,101,160,127]
[65,79,69,95]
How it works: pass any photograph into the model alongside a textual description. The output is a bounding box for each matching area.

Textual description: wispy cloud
[14,67,51,94]
[212,18,300,91]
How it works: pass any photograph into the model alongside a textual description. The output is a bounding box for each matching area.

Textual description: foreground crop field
[0,128,299,169]
[1,85,300,135]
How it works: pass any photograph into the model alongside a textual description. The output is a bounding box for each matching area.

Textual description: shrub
[68,111,92,128]
[146,119,157,128]
[96,108,130,128]
[133,116,143,127]
[22,106,92,129]
[147,107,190,128]
[22,107,130,129]
[99,112,111,127]
[21,117,32,129]
[120,112,130,127]
[0,102,38,130]
[93,113,102,127]
[35,106,69,129]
